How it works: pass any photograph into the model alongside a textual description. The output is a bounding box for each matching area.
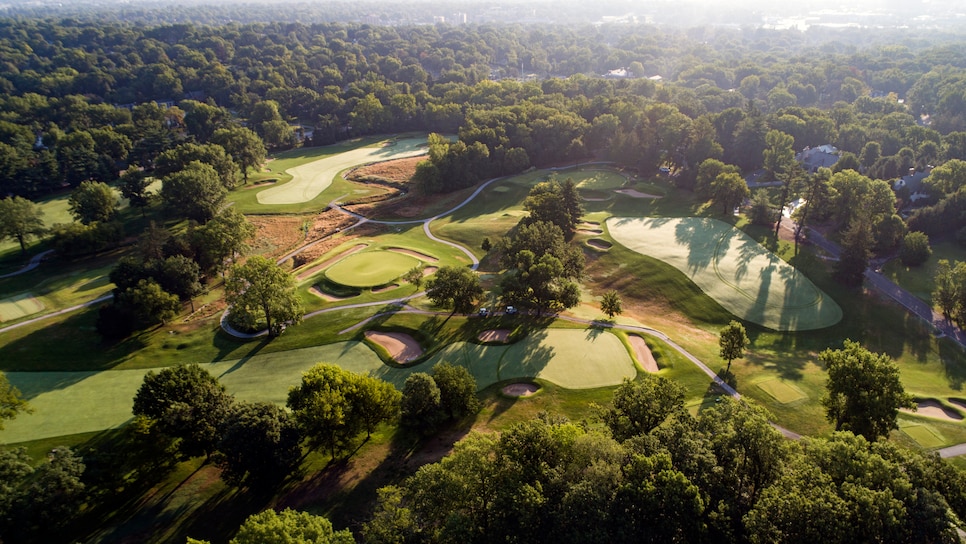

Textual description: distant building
[796,144,839,173]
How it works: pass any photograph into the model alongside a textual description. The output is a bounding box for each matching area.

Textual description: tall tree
[229,508,353,544]
[68,180,118,225]
[0,196,46,254]
[189,207,255,276]
[118,168,153,217]
[602,375,685,440]
[835,217,873,287]
[115,278,181,326]
[216,402,302,490]
[225,256,302,337]
[820,340,915,440]
[431,362,481,421]
[160,161,227,223]
[0,371,29,429]
[934,259,958,319]
[719,320,749,374]
[132,364,235,459]
[400,372,443,434]
[425,266,483,314]
[211,126,267,184]
[710,172,750,216]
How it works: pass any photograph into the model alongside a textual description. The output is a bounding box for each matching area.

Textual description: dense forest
[6,9,966,543]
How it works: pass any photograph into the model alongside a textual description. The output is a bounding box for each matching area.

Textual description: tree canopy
[225,255,302,337]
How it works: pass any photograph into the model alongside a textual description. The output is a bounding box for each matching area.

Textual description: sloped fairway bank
[606,217,842,331]
[0,329,635,444]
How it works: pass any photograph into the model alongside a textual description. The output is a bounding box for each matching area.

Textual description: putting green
[424,329,636,389]
[574,169,627,191]
[756,378,807,403]
[256,137,429,205]
[0,293,45,322]
[324,251,420,288]
[606,217,842,331]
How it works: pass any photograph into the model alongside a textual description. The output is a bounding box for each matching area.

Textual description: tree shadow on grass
[938,337,966,391]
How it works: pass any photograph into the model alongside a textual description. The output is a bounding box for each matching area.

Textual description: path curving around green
[606,217,842,331]
[256,137,428,205]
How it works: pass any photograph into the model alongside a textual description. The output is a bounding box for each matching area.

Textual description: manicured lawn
[881,241,966,304]
[0,293,45,322]
[606,216,842,331]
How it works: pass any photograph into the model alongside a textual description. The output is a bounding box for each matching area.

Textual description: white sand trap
[578,228,604,234]
[422,266,438,276]
[950,398,966,410]
[308,286,355,302]
[587,239,612,250]
[606,217,842,331]
[903,400,964,421]
[628,336,658,372]
[478,329,512,343]
[372,283,399,293]
[257,137,429,205]
[502,383,539,397]
[616,189,662,198]
[388,247,439,262]
[365,331,424,363]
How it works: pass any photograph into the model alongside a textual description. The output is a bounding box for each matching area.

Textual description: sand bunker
[388,247,439,262]
[502,383,539,397]
[297,244,367,281]
[478,329,512,343]
[904,400,964,421]
[365,331,423,363]
[422,266,438,276]
[581,221,600,226]
[949,398,966,410]
[308,286,355,302]
[372,283,399,293]
[628,336,659,372]
[578,228,604,234]
[616,189,662,198]
[587,239,612,250]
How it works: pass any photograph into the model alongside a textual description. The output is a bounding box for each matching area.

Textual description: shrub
[899,231,932,266]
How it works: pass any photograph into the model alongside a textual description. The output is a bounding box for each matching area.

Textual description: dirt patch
[628,335,659,372]
[308,286,354,302]
[478,329,512,343]
[251,210,360,263]
[350,156,422,183]
[422,266,438,276]
[291,222,386,267]
[587,239,612,250]
[365,331,423,363]
[296,243,368,281]
[616,189,662,198]
[903,399,964,421]
[388,247,439,262]
[372,284,399,293]
[502,383,539,397]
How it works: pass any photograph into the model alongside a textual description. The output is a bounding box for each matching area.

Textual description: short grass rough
[606,216,842,331]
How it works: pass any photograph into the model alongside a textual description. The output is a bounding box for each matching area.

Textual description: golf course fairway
[606,217,842,331]
[256,137,428,205]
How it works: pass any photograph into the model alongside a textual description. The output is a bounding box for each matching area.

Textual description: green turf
[755,378,807,404]
[423,329,636,389]
[606,216,842,331]
[573,169,628,191]
[0,293,45,321]
[899,422,946,448]
[255,136,428,206]
[324,251,420,288]
[880,241,966,305]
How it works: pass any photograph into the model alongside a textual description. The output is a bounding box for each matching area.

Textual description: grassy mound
[755,378,807,404]
[606,217,842,331]
[0,293,45,322]
[324,251,420,288]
